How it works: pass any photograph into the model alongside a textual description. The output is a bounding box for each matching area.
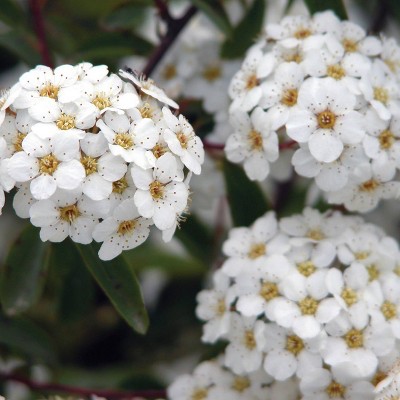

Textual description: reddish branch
[29,0,53,68]
[0,372,166,399]
[142,4,197,78]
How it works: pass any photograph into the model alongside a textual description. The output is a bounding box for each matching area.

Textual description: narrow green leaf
[175,214,214,264]
[221,0,265,59]
[0,225,50,315]
[0,0,28,29]
[304,0,348,20]
[51,242,95,323]
[123,242,207,277]
[223,159,270,227]
[76,32,152,62]
[0,315,56,363]
[75,244,149,334]
[101,4,147,30]
[190,0,232,36]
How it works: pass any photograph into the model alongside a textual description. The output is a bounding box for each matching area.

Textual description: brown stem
[142,5,197,78]
[29,0,53,68]
[154,0,173,24]
[0,372,166,399]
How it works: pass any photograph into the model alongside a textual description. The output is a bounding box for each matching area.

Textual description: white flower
[92,198,152,261]
[224,314,266,375]
[78,73,139,114]
[13,64,79,121]
[131,152,188,230]
[225,107,279,181]
[29,188,108,244]
[7,132,85,199]
[286,77,364,163]
[119,69,179,109]
[229,46,268,112]
[80,150,127,201]
[98,111,158,166]
[162,107,204,175]
[196,270,231,343]
[327,161,400,213]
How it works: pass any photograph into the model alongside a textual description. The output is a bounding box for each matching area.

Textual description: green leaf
[51,242,95,323]
[75,244,149,334]
[0,225,51,315]
[101,4,148,31]
[123,242,207,277]
[0,315,56,363]
[0,0,28,29]
[190,0,232,36]
[223,159,270,227]
[175,214,214,264]
[76,32,152,63]
[304,0,348,20]
[221,0,265,59]
[0,31,41,67]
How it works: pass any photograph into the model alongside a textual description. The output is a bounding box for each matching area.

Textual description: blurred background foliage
[0,0,398,397]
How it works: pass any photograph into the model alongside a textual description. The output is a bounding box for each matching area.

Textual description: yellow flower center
[372,370,387,387]
[367,264,379,281]
[294,28,311,39]
[215,299,226,316]
[374,87,389,104]
[92,94,111,110]
[285,334,304,356]
[13,132,26,152]
[244,330,256,350]
[344,329,364,348]
[259,281,279,302]
[359,179,379,193]
[283,52,303,63]
[39,83,59,99]
[39,153,59,175]
[299,296,319,315]
[112,177,128,194]
[246,73,259,90]
[202,65,221,82]
[307,229,325,241]
[326,381,346,398]
[152,143,167,159]
[117,219,137,235]
[56,113,76,130]
[248,130,263,151]
[281,88,298,107]
[232,376,250,392]
[297,261,316,277]
[177,132,188,149]
[342,38,358,53]
[381,301,397,320]
[191,388,208,400]
[355,251,370,260]
[59,203,81,223]
[149,180,164,200]
[114,133,133,149]
[139,103,153,119]
[327,64,346,80]
[379,129,395,149]
[341,287,358,307]
[384,59,400,73]
[81,155,98,176]
[317,109,336,129]
[248,243,266,259]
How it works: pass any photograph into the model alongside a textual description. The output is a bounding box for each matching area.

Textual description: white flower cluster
[169,208,400,399]
[0,63,204,260]
[226,11,400,212]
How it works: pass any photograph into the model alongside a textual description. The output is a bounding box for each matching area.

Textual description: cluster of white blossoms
[226,10,400,212]
[168,207,400,399]
[0,63,204,260]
